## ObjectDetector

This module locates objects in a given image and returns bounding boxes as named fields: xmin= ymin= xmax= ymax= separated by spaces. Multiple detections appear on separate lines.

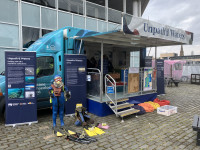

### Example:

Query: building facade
xmin=0 ymin=0 xmax=149 ymax=73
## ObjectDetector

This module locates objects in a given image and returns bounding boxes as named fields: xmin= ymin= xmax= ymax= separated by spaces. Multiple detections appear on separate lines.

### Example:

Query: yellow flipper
xmin=93 ymin=127 xmax=105 ymax=135
xmin=84 ymin=128 xmax=97 ymax=137
xmin=68 ymin=130 xmax=76 ymax=135
xmin=56 ymin=131 xmax=64 ymax=137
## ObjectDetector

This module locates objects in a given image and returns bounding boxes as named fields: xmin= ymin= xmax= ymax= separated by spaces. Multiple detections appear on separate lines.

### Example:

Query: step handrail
xmin=105 ymin=74 xmax=117 ymax=114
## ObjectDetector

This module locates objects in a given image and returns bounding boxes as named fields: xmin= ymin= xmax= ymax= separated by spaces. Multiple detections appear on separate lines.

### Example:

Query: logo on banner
xmin=8 ymin=103 xmax=13 ymax=107
xmin=20 ymin=103 xmax=27 ymax=106
xmin=8 ymin=103 xmax=20 ymax=107
xmin=28 ymin=102 xmax=35 ymax=105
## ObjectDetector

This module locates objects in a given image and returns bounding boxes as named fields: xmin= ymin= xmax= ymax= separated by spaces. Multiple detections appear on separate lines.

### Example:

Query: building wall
xmin=160 ymin=53 xmax=178 ymax=59
xmin=0 ymin=0 xmax=147 ymax=73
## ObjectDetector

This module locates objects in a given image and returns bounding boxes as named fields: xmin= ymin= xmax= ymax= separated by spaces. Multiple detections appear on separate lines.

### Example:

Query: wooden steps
xmin=118 ymin=108 xmax=140 ymax=117
xmin=109 ymin=98 xmax=129 ymax=104
xmin=110 ymin=103 xmax=134 ymax=110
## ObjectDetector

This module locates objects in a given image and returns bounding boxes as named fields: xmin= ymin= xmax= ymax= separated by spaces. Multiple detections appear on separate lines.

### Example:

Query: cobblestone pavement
xmin=0 ymin=83 xmax=200 ymax=150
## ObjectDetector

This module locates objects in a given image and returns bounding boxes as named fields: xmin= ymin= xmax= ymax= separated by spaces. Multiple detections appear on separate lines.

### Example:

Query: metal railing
xmin=87 ymin=68 xmax=101 ymax=98
xmin=108 ymin=8 xmax=122 ymax=24
xmin=105 ymin=74 xmax=117 ymax=113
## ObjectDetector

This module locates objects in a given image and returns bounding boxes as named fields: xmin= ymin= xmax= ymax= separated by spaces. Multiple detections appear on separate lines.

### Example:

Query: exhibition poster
xmin=64 ymin=55 xmax=87 ymax=115
xmin=143 ymin=68 xmax=153 ymax=91
xmin=156 ymin=59 xmax=165 ymax=95
xmin=5 ymin=51 xmax=37 ymax=126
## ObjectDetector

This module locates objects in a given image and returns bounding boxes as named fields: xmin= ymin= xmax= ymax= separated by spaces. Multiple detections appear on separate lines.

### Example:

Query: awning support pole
xmin=100 ymin=41 xmax=104 ymax=102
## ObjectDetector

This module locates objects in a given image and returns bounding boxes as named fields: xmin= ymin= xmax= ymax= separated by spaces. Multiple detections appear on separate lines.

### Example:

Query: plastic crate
xmin=157 ymin=105 xmax=177 ymax=116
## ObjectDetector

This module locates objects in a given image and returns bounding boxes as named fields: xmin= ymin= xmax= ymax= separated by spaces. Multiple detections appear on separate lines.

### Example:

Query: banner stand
xmin=5 ymin=51 xmax=37 ymax=126
xmin=5 ymin=121 xmax=38 ymax=127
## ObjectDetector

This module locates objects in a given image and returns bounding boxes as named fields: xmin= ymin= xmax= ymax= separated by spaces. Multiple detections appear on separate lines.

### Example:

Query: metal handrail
xmin=105 ymin=74 xmax=117 ymax=114
xmin=87 ymin=68 xmax=101 ymax=73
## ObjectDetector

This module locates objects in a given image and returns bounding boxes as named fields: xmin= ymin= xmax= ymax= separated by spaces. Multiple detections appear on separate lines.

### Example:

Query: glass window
xmin=41 ymin=8 xmax=57 ymax=30
xmin=86 ymin=0 xmax=105 ymax=6
xmin=108 ymin=8 xmax=121 ymax=24
xmin=22 ymin=27 xmax=39 ymax=48
xmin=22 ymin=0 xmax=56 ymax=8
xmin=42 ymin=29 xmax=52 ymax=36
xmin=174 ymin=63 xmax=182 ymax=70
xmin=58 ymin=12 xmax=72 ymax=29
xmin=108 ymin=0 xmax=123 ymax=12
xmin=58 ymin=0 xmax=83 ymax=15
xmin=37 ymin=56 xmax=54 ymax=77
xmin=86 ymin=18 xmax=97 ymax=31
xmin=0 ymin=49 xmax=19 ymax=74
xmin=73 ymin=15 xmax=85 ymax=29
xmin=98 ymin=20 xmax=107 ymax=32
xmin=0 ymin=23 xmax=19 ymax=48
xmin=22 ymin=3 xmax=40 ymax=28
xmin=86 ymin=1 xmax=105 ymax=20
xmin=130 ymin=51 xmax=140 ymax=67
xmin=126 ymin=0 xmax=133 ymax=15
xmin=0 ymin=0 xmax=18 ymax=24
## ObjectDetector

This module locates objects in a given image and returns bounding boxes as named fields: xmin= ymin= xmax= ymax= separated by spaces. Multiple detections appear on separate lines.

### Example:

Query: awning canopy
xmin=75 ymin=15 xmax=193 ymax=48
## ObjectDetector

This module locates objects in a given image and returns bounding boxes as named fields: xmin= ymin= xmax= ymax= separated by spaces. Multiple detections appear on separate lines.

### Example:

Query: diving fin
xmin=62 ymin=126 xmax=97 ymax=143
xmin=53 ymin=127 xmax=65 ymax=137
xmin=68 ymin=130 xmax=76 ymax=135
xmin=84 ymin=128 xmax=97 ymax=137
xmin=93 ymin=127 xmax=105 ymax=135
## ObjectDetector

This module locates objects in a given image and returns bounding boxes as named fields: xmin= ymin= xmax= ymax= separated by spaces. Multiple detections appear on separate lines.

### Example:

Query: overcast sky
xmin=142 ymin=0 xmax=200 ymax=57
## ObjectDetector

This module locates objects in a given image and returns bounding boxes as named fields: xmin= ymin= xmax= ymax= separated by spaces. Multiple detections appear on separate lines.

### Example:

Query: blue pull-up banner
xmin=156 ymin=59 xmax=165 ymax=95
xmin=64 ymin=55 xmax=87 ymax=115
xmin=5 ymin=51 xmax=37 ymax=126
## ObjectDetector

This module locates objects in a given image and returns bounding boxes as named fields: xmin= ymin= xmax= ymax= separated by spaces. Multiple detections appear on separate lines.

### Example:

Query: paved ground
xmin=0 ymin=83 xmax=200 ymax=150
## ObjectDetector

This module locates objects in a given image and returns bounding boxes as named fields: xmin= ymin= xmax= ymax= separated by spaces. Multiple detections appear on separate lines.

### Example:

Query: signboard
xmin=156 ymin=59 xmax=165 ymax=95
xmin=5 ymin=51 xmax=37 ymax=126
xmin=107 ymin=86 xmax=114 ymax=94
xmin=124 ymin=15 xmax=193 ymax=45
xmin=64 ymin=55 xmax=87 ymax=115
xmin=143 ymin=68 xmax=153 ymax=91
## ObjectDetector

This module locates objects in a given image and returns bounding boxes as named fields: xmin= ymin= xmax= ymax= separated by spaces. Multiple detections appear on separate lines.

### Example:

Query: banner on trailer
xmin=5 ymin=51 xmax=37 ymax=126
xmin=123 ymin=15 xmax=193 ymax=45
xmin=143 ymin=68 xmax=153 ymax=91
xmin=156 ymin=59 xmax=165 ymax=95
xmin=64 ymin=55 xmax=87 ymax=115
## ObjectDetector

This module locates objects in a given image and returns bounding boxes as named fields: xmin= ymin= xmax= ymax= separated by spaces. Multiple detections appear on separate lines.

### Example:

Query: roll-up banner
xmin=64 ymin=55 xmax=87 ymax=115
xmin=123 ymin=15 xmax=193 ymax=45
xmin=5 ymin=51 xmax=37 ymax=126
xmin=156 ymin=59 xmax=165 ymax=95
